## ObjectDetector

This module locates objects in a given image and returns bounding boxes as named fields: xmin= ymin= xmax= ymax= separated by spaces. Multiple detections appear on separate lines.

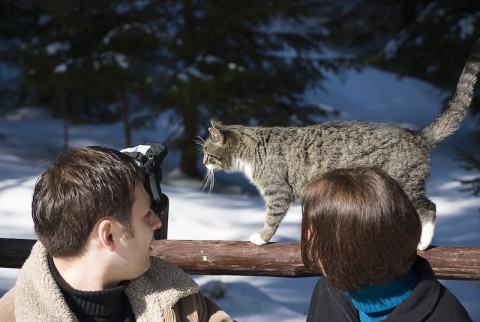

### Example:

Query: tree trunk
xmin=180 ymin=105 xmax=201 ymax=177
xmin=179 ymin=0 xmax=201 ymax=178
xmin=121 ymin=90 xmax=131 ymax=147
xmin=60 ymin=90 xmax=69 ymax=151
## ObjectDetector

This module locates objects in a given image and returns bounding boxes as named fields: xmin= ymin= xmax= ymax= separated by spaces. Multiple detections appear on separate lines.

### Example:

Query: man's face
xmin=115 ymin=182 xmax=162 ymax=279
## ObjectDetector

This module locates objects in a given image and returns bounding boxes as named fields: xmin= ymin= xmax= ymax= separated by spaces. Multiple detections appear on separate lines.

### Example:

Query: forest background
xmin=1 ymin=0 xmax=479 ymax=183
xmin=0 ymin=1 xmax=480 ymax=320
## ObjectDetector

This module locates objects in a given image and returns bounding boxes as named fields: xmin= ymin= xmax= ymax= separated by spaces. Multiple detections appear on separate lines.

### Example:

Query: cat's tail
xmin=421 ymin=38 xmax=480 ymax=147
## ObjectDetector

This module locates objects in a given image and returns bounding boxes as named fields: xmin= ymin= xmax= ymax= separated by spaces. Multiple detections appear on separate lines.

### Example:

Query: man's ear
xmin=97 ymin=219 xmax=116 ymax=252
xmin=208 ymin=127 xmax=224 ymax=146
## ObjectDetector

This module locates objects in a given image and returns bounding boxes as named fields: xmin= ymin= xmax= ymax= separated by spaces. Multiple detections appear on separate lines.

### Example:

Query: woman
xmin=300 ymin=167 xmax=471 ymax=322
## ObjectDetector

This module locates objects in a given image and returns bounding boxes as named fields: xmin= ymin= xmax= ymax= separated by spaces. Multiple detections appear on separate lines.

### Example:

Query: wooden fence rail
xmin=0 ymin=238 xmax=479 ymax=280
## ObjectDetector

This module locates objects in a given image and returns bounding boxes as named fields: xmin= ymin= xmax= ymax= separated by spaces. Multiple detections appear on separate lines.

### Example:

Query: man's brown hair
xmin=300 ymin=167 xmax=421 ymax=292
xmin=32 ymin=146 xmax=144 ymax=258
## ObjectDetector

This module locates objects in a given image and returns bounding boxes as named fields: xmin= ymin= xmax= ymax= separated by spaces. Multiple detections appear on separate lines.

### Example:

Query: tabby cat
xmin=202 ymin=39 xmax=480 ymax=249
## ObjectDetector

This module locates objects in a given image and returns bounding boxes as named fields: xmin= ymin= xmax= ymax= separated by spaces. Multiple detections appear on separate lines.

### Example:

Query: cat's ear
xmin=211 ymin=118 xmax=224 ymax=128
xmin=208 ymin=127 xmax=224 ymax=145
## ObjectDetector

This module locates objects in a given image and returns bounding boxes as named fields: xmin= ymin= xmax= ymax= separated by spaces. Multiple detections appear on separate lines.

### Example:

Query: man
xmin=0 ymin=146 xmax=233 ymax=322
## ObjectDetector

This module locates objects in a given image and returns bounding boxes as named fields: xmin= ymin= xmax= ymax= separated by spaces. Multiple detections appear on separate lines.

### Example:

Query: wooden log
xmin=152 ymin=240 xmax=311 ymax=277
xmin=153 ymin=240 xmax=480 ymax=280
xmin=417 ymin=246 xmax=480 ymax=280
xmin=0 ymin=238 xmax=36 ymax=269
xmin=0 ymin=238 xmax=479 ymax=280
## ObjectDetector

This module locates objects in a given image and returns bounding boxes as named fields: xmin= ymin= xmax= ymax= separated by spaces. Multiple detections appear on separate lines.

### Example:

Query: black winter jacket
xmin=306 ymin=256 xmax=472 ymax=322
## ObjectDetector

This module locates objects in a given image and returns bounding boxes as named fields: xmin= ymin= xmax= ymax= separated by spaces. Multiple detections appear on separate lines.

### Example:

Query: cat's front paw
xmin=249 ymin=233 xmax=268 ymax=246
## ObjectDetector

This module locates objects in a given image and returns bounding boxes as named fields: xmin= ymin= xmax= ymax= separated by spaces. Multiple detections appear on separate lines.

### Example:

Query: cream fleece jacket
xmin=0 ymin=242 xmax=233 ymax=322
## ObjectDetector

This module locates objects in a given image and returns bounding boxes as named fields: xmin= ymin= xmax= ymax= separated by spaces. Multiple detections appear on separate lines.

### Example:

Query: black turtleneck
xmin=48 ymin=256 xmax=135 ymax=322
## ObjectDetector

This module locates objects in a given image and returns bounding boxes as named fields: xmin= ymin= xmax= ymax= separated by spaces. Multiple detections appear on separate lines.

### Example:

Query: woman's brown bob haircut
xmin=32 ymin=146 xmax=144 ymax=258
xmin=300 ymin=167 xmax=421 ymax=292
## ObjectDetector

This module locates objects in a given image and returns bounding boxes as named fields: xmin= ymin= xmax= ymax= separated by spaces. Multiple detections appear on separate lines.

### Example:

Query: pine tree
xmin=1 ymin=1 xmax=357 ymax=175
xmin=456 ymin=148 xmax=480 ymax=207
xmin=149 ymin=0 xmax=355 ymax=177
xmin=0 ymin=0 xmax=163 ymax=147
xmin=323 ymin=0 xmax=480 ymax=112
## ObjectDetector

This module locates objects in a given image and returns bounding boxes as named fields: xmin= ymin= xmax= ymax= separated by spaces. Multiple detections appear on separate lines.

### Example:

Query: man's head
xmin=300 ymin=167 xmax=421 ymax=292
xmin=32 ymin=146 xmax=145 ymax=258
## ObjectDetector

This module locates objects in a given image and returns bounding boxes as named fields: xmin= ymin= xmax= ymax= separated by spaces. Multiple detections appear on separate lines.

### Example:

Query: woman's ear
xmin=97 ymin=219 xmax=116 ymax=252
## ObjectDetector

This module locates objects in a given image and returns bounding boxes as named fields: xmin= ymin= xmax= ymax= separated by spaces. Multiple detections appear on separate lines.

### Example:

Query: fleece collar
xmin=14 ymin=242 xmax=199 ymax=322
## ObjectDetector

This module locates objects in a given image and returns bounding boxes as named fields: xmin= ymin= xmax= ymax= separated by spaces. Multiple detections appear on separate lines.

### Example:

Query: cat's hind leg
xmin=419 ymin=220 xmax=435 ymax=251
xmin=414 ymin=197 xmax=436 ymax=251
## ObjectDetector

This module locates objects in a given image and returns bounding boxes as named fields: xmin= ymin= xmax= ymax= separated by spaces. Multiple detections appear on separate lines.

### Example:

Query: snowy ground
xmin=0 ymin=66 xmax=479 ymax=321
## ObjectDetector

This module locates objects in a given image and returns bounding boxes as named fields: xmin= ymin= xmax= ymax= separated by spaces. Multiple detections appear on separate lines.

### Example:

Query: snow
xmin=53 ymin=63 xmax=68 ymax=73
xmin=45 ymin=41 xmax=70 ymax=55
xmin=458 ymin=15 xmax=478 ymax=39
xmin=0 ymin=66 xmax=479 ymax=321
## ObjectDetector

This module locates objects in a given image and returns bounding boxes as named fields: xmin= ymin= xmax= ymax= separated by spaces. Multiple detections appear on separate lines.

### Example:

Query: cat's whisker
xmin=191 ymin=146 xmax=203 ymax=154
xmin=195 ymin=134 xmax=205 ymax=144
xmin=208 ymin=170 xmax=215 ymax=193
xmin=201 ymin=168 xmax=216 ymax=194
xmin=201 ymin=171 xmax=208 ymax=189
xmin=192 ymin=134 xmax=204 ymax=144
xmin=191 ymin=134 xmax=206 ymax=155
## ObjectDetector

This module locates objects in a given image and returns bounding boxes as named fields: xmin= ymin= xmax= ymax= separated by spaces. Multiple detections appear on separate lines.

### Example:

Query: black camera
xmin=121 ymin=143 xmax=169 ymax=240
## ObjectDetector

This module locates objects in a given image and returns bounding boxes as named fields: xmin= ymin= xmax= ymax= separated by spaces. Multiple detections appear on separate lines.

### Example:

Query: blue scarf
xmin=345 ymin=269 xmax=420 ymax=322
